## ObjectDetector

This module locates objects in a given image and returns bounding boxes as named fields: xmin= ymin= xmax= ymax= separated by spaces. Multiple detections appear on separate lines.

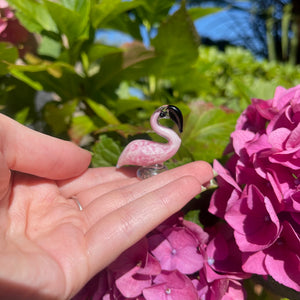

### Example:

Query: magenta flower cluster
xmin=73 ymin=214 xmax=247 ymax=300
xmin=210 ymin=85 xmax=300 ymax=292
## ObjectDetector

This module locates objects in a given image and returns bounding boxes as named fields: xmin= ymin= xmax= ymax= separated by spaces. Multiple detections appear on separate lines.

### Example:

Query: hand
xmin=0 ymin=114 xmax=214 ymax=299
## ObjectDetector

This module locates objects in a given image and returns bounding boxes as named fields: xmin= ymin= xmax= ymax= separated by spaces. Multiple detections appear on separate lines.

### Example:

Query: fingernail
xmin=200 ymin=185 xmax=207 ymax=193
xmin=203 ymin=179 xmax=218 ymax=190
xmin=212 ymin=168 xmax=218 ymax=177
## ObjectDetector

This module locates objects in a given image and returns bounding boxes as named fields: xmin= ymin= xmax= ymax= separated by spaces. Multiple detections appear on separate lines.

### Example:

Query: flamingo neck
xmin=150 ymin=111 xmax=181 ymax=146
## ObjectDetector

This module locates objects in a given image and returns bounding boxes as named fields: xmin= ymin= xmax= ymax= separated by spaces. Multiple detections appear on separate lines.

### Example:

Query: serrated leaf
xmin=182 ymin=102 xmax=239 ymax=162
xmin=150 ymin=4 xmax=199 ymax=78
xmin=92 ymin=135 xmax=122 ymax=167
xmin=0 ymin=43 xmax=18 ymax=75
xmin=7 ymin=0 xmax=57 ymax=33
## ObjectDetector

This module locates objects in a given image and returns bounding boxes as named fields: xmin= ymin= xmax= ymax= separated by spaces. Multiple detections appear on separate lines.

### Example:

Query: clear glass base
xmin=137 ymin=164 xmax=168 ymax=179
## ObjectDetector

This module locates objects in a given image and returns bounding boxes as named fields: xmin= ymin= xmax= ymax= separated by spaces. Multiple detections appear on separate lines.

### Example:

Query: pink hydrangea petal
xmin=149 ymin=228 xmax=203 ymax=274
xmin=241 ymin=251 xmax=268 ymax=275
xmin=209 ymin=160 xmax=241 ymax=218
xmin=225 ymin=185 xmax=280 ymax=251
xmin=206 ymin=224 xmax=247 ymax=276
xmin=246 ymin=133 xmax=271 ymax=158
xmin=223 ymin=280 xmax=246 ymax=300
xmin=252 ymin=97 xmax=276 ymax=120
xmin=116 ymin=266 xmax=151 ymax=298
xmin=231 ymin=130 xmax=255 ymax=157
xmin=182 ymin=218 xmax=209 ymax=244
xmin=285 ymin=122 xmax=300 ymax=149
xmin=264 ymin=222 xmax=300 ymax=291
xmin=268 ymin=128 xmax=290 ymax=150
xmin=143 ymin=270 xmax=198 ymax=300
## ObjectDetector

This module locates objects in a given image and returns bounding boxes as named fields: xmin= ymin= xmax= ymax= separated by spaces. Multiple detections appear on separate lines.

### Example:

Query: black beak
xmin=167 ymin=105 xmax=183 ymax=133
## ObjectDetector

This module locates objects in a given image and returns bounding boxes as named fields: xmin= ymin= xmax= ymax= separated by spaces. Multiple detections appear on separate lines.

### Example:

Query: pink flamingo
xmin=117 ymin=105 xmax=183 ymax=178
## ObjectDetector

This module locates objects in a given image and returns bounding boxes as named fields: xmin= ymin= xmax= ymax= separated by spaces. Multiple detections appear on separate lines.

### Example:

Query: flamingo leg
xmin=137 ymin=164 xmax=168 ymax=179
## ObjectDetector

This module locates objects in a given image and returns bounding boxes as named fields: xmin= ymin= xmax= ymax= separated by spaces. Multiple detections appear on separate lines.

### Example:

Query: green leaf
xmin=150 ymin=4 xmax=199 ymax=78
xmin=91 ymin=0 xmax=143 ymax=29
xmin=92 ymin=135 xmax=122 ymax=167
xmin=95 ymin=123 xmax=146 ymax=139
xmin=44 ymin=0 xmax=90 ymax=45
xmin=86 ymin=44 xmax=123 ymax=62
xmin=10 ymin=69 xmax=43 ymax=90
xmin=9 ymin=60 xmax=82 ymax=98
xmin=184 ymin=210 xmax=201 ymax=226
xmin=14 ymin=107 xmax=30 ymax=124
xmin=137 ymin=0 xmax=175 ymax=26
xmin=7 ymin=0 xmax=57 ymax=33
xmin=0 ymin=43 xmax=18 ymax=75
xmin=85 ymin=98 xmax=120 ymax=125
xmin=114 ymin=98 xmax=160 ymax=116
xmin=188 ymin=7 xmax=221 ymax=21
xmin=69 ymin=115 xmax=97 ymax=144
xmin=38 ymin=36 xmax=61 ymax=58
xmin=44 ymin=100 xmax=78 ymax=135
xmin=182 ymin=102 xmax=239 ymax=163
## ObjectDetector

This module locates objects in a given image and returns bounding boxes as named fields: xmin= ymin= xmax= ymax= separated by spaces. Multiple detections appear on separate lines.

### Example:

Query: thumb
xmin=0 ymin=114 xmax=91 ymax=180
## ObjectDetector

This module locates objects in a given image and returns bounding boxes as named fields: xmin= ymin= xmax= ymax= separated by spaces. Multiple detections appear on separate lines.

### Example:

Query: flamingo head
xmin=157 ymin=105 xmax=183 ymax=133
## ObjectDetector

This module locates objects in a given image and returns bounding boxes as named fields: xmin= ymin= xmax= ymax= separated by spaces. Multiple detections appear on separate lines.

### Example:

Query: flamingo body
xmin=117 ymin=105 xmax=182 ymax=168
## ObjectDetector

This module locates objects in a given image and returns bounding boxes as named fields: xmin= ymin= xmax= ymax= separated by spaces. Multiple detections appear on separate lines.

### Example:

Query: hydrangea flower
xmin=210 ymin=85 xmax=300 ymax=292
xmin=74 ymin=215 xmax=246 ymax=299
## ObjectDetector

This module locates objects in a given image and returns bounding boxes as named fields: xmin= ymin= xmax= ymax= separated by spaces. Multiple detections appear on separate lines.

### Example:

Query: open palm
xmin=0 ymin=114 xmax=213 ymax=299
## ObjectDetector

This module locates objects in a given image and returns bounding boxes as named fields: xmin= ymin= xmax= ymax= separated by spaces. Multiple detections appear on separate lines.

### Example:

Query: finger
xmin=85 ymin=175 xmax=202 ymax=276
xmin=58 ymin=167 xmax=138 ymax=197
xmin=82 ymin=161 xmax=213 ymax=223
xmin=0 ymin=114 xmax=91 ymax=180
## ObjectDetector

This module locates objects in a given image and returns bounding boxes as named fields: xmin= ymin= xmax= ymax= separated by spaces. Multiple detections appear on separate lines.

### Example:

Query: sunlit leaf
xmin=182 ymin=102 xmax=239 ymax=163
xmin=91 ymin=0 xmax=143 ymax=29
xmin=44 ymin=0 xmax=90 ymax=44
xmin=150 ymin=4 xmax=199 ymax=78
xmin=7 ymin=0 xmax=57 ymax=33
xmin=137 ymin=0 xmax=175 ymax=26
xmin=85 ymin=98 xmax=120 ymax=125
xmin=92 ymin=135 xmax=122 ymax=167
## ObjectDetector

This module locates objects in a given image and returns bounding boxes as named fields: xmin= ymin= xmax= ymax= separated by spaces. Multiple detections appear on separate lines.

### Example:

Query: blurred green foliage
xmin=0 ymin=0 xmax=300 ymax=169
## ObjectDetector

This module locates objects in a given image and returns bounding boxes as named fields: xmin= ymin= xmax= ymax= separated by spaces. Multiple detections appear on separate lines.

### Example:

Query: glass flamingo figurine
xmin=116 ymin=105 xmax=183 ymax=179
